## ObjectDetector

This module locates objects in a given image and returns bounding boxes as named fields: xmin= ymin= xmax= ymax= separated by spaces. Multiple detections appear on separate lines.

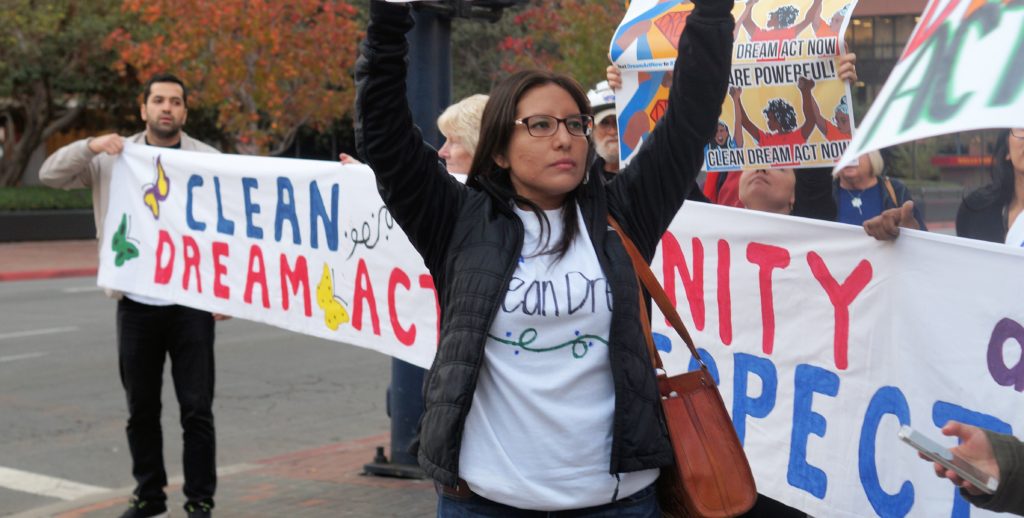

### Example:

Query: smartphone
xmin=898 ymin=425 xmax=999 ymax=494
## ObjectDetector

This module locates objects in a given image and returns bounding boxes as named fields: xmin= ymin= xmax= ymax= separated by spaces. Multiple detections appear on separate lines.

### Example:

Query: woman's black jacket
xmin=957 ymin=191 xmax=1007 ymax=243
xmin=354 ymin=0 xmax=734 ymax=487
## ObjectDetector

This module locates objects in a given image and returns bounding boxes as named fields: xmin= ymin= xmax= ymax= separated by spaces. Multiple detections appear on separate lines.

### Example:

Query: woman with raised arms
xmin=354 ymin=0 xmax=734 ymax=515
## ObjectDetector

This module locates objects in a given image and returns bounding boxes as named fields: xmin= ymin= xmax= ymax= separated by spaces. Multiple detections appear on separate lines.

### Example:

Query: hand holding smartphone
xmin=898 ymin=425 xmax=999 ymax=494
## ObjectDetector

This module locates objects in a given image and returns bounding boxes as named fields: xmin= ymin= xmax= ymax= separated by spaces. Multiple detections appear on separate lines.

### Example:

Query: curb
xmin=0 ymin=268 xmax=97 ymax=283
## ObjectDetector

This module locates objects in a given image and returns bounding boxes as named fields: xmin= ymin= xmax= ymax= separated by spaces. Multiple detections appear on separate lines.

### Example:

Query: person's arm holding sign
xmin=838 ymin=52 xmax=858 ymax=83
xmin=88 ymin=134 xmax=126 ymax=156
xmin=926 ymin=421 xmax=1024 ymax=516
xmin=862 ymin=200 xmax=919 ymax=240
xmin=608 ymin=0 xmax=735 ymax=246
xmin=605 ymin=64 xmax=622 ymax=90
xmin=39 ymin=133 xmax=125 ymax=190
xmin=339 ymin=153 xmax=363 ymax=165
xmin=354 ymin=0 xmax=465 ymax=269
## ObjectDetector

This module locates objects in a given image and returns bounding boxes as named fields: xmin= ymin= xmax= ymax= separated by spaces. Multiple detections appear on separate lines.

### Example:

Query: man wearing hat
xmin=588 ymin=78 xmax=709 ymax=203
xmin=587 ymin=80 xmax=620 ymax=183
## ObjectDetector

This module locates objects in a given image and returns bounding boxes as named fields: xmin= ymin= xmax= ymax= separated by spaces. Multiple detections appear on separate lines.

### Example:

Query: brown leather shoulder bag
xmin=609 ymin=216 xmax=757 ymax=518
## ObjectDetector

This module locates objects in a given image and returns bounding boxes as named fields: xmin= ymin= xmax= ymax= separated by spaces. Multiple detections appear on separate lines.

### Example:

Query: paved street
xmin=0 ymin=247 xmax=436 ymax=517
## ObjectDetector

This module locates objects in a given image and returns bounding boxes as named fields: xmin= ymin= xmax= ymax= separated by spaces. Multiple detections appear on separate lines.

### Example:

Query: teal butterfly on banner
xmin=111 ymin=213 xmax=140 ymax=267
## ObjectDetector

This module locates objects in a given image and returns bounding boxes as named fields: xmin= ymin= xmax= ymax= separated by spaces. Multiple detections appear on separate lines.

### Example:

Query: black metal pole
xmin=408 ymin=8 xmax=452 ymax=149
xmin=364 ymin=4 xmax=450 ymax=480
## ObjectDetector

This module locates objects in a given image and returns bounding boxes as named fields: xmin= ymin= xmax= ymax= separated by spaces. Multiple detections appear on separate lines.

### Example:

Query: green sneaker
xmin=184 ymin=501 xmax=213 ymax=518
xmin=118 ymin=498 xmax=168 ymax=518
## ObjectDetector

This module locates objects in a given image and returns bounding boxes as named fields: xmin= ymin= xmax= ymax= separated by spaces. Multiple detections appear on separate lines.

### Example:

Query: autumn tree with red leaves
xmin=496 ymin=1 xmax=626 ymax=89
xmin=107 ymin=0 xmax=362 ymax=155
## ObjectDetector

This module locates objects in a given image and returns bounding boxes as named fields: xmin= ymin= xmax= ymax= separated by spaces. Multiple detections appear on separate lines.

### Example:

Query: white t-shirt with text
xmin=458 ymin=205 xmax=658 ymax=511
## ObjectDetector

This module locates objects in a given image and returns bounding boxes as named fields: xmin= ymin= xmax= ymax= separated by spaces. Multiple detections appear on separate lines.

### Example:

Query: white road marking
xmin=0 ymin=466 xmax=109 ymax=501
xmin=0 ymin=352 xmax=49 ymax=363
xmin=1 ymin=463 xmax=258 ymax=514
xmin=0 ymin=326 xmax=78 ymax=341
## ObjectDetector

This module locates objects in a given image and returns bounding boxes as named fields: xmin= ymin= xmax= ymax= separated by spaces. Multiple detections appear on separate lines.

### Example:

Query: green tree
xmin=107 ymin=0 xmax=363 ymax=155
xmin=0 ymin=1 xmax=132 ymax=186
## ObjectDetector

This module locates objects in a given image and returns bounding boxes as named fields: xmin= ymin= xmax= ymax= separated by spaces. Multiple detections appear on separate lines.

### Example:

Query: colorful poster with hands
xmin=612 ymin=0 xmax=857 ymax=170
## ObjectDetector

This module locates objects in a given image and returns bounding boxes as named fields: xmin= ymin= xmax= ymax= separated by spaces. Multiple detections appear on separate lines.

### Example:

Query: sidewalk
xmin=0 ymin=240 xmax=98 ymax=281
xmin=17 ymin=434 xmax=436 ymax=518
xmin=2 ymin=240 xmax=437 ymax=517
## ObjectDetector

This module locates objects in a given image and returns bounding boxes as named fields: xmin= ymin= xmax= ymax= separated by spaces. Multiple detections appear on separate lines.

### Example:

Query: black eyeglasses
xmin=1011 ymin=128 xmax=1024 ymax=139
xmin=514 ymin=114 xmax=593 ymax=137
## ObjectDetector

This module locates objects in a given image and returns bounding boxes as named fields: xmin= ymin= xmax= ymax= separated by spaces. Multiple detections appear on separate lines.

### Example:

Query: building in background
xmin=847 ymin=0 xmax=927 ymax=116
xmin=846 ymin=0 xmax=998 ymax=226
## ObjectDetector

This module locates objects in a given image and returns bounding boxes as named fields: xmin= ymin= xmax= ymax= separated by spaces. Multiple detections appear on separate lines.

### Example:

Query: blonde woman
xmin=342 ymin=94 xmax=487 ymax=177
xmin=437 ymin=94 xmax=488 ymax=175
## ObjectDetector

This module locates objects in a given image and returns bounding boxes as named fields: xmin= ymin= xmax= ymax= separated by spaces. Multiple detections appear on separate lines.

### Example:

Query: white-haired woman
xmin=832 ymin=149 xmax=926 ymax=231
xmin=341 ymin=94 xmax=488 ymax=175
xmin=437 ymin=94 xmax=488 ymax=175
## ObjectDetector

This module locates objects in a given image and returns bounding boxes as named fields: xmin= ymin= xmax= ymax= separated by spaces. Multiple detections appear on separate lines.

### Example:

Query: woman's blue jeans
xmin=436 ymin=482 xmax=659 ymax=517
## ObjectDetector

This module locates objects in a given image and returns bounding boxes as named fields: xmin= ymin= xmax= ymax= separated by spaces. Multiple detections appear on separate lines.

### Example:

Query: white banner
xmin=100 ymin=143 xmax=1024 ymax=517
xmin=838 ymin=0 xmax=1024 ymax=168
xmin=100 ymin=143 xmax=440 ymax=368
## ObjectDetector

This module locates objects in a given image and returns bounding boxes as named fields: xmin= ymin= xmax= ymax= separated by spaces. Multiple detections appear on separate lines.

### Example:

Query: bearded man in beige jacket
xmin=40 ymin=73 xmax=222 ymax=518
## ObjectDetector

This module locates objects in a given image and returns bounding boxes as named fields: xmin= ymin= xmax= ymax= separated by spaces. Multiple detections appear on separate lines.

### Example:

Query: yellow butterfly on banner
xmin=317 ymin=263 xmax=350 ymax=331
xmin=143 ymin=155 xmax=170 ymax=219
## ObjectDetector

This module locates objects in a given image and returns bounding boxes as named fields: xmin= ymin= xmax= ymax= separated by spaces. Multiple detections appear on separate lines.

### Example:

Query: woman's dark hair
xmin=963 ymin=130 xmax=1015 ymax=210
xmin=467 ymin=70 xmax=595 ymax=260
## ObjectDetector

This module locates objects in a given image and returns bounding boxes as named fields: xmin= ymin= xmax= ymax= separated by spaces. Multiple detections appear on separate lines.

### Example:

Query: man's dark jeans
xmin=117 ymin=298 xmax=216 ymax=507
